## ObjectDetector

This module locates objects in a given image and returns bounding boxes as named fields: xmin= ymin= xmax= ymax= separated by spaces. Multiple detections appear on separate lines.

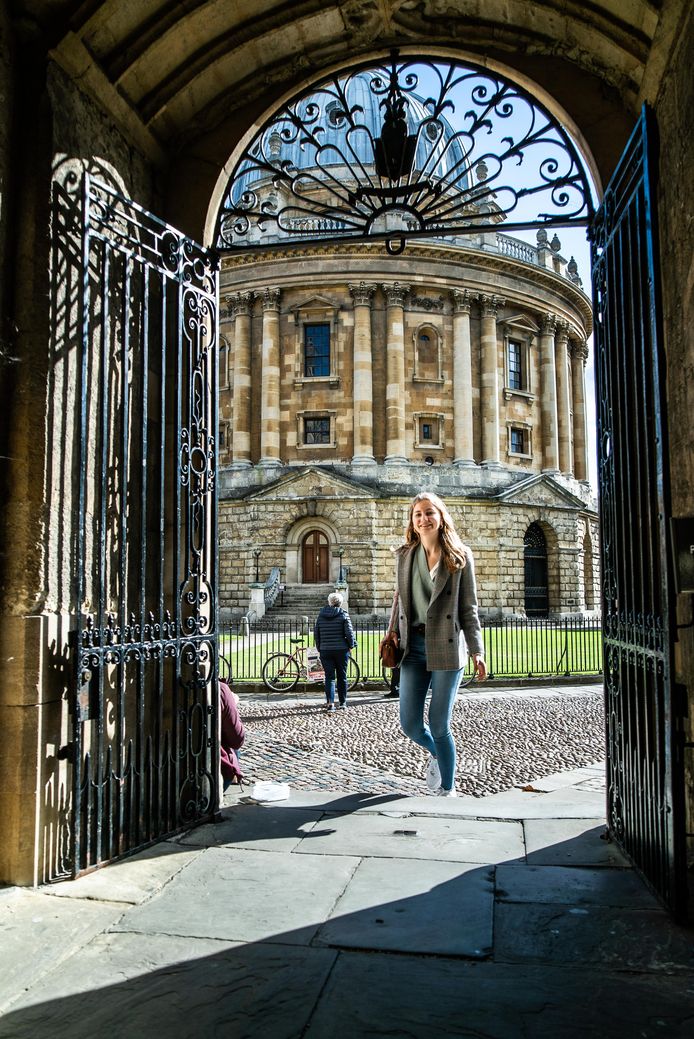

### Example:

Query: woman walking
xmin=314 ymin=591 xmax=356 ymax=712
xmin=384 ymin=492 xmax=487 ymax=795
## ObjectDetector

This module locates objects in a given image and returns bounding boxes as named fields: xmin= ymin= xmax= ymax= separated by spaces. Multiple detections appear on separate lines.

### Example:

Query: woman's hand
xmin=472 ymin=654 xmax=487 ymax=681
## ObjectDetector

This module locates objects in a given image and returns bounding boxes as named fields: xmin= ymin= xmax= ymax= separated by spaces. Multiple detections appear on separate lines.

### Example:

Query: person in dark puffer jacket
xmin=314 ymin=591 xmax=356 ymax=711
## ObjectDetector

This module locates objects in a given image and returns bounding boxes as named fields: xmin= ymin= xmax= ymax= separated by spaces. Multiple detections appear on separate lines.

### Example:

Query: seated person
xmin=220 ymin=679 xmax=245 ymax=791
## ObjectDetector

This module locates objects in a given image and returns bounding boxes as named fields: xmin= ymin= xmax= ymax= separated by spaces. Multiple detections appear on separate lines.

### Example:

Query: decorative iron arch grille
xmin=215 ymin=51 xmax=595 ymax=254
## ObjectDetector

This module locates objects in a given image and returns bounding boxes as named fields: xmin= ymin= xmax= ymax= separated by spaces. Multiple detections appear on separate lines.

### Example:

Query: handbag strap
xmin=387 ymin=590 xmax=399 ymax=636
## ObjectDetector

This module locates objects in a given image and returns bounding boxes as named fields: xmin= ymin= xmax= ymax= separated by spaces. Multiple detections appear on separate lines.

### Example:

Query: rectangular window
xmin=304 ymin=323 xmax=330 ymax=377
xmin=508 ymin=339 xmax=523 ymax=390
xmin=422 ymin=422 xmax=432 ymax=440
xmin=304 ymin=417 xmax=331 ymax=444
xmin=510 ymin=427 xmax=525 ymax=454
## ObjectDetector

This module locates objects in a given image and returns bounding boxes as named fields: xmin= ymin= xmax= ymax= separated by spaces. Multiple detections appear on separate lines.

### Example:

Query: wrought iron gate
xmin=70 ymin=176 xmax=219 ymax=875
xmin=591 ymin=108 xmax=686 ymax=915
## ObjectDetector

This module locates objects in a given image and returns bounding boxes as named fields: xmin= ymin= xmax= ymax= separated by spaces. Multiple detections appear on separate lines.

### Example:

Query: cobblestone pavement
xmin=229 ymin=683 xmax=605 ymax=800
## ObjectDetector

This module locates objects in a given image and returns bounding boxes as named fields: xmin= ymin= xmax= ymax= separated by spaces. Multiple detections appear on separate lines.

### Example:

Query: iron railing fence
xmin=219 ymin=615 xmax=603 ymax=685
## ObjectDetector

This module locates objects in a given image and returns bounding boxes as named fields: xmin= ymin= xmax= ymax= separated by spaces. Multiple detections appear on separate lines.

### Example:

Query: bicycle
xmin=262 ymin=638 xmax=361 ymax=693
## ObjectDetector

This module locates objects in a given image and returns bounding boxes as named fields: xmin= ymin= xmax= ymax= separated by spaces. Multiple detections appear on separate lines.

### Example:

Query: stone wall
xmin=654 ymin=1 xmax=694 ymax=875
xmin=219 ymin=490 xmax=599 ymax=620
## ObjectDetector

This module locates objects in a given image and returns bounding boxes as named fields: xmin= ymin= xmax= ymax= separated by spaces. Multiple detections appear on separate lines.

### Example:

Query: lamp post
xmin=338 ymin=546 xmax=345 ymax=584
xmin=252 ymin=548 xmax=261 ymax=583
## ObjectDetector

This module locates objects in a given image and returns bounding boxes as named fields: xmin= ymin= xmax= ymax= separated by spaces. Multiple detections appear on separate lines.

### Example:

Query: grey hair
xmin=328 ymin=591 xmax=343 ymax=607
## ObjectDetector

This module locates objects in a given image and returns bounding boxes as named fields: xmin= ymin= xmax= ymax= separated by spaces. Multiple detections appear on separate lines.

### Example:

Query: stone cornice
xmin=221 ymin=241 xmax=594 ymax=335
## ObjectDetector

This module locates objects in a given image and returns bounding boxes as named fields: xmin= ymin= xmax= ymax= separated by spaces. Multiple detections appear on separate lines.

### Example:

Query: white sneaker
xmin=437 ymin=788 xmax=457 ymax=798
xmin=425 ymin=755 xmax=441 ymax=792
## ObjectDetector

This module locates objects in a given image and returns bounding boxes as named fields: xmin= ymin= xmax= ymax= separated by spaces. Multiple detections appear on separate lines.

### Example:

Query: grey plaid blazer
xmin=388 ymin=544 xmax=484 ymax=671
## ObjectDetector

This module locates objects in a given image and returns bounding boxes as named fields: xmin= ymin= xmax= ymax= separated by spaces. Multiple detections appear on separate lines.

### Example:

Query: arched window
xmin=524 ymin=523 xmax=549 ymax=617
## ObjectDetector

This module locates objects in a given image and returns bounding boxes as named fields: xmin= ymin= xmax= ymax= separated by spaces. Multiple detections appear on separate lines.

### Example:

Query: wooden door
xmin=302 ymin=531 xmax=329 ymax=583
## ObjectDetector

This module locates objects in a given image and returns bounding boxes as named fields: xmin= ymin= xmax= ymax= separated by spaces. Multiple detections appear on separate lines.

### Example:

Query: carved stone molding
xmin=451 ymin=289 xmax=473 ymax=314
xmin=259 ymin=287 xmax=281 ymax=310
xmin=478 ymin=293 xmax=505 ymax=317
xmin=410 ymin=293 xmax=444 ymax=311
xmin=542 ymin=312 xmax=557 ymax=335
xmin=571 ymin=339 xmax=589 ymax=362
xmin=383 ymin=282 xmax=410 ymax=307
xmin=349 ymin=282 xmax=376 ymax=306
xmin=228 ymin=291 xmax=253 ymax=317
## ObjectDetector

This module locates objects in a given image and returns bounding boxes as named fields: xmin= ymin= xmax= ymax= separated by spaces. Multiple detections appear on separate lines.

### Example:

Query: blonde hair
xmin=402 ymin=492 xmax=468 ymax=572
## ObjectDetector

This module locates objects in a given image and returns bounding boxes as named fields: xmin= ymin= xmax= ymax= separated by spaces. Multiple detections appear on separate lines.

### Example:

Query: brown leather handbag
xmin=379 ymin=591 xmax=403 ymax=668
xmin=379 ymin=629 xmax=403 ymax=668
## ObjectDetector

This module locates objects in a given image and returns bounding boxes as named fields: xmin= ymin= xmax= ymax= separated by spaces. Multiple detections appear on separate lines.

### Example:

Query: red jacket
xmin=220 ymin=681 xmax=245 ymax=782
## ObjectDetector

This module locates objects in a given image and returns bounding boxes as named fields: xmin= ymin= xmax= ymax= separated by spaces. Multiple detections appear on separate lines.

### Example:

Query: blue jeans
xmin=320 ymin=650 xmax=349 ymax=705
xmin=399 ymin=632 xmax=463 ymax=791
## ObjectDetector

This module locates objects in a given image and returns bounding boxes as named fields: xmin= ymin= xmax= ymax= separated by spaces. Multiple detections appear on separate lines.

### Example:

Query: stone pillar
xmin=259 ymin=288 xmax=281 ymax=466
xmin=383 ymin=282 xmax=409 ymax=462
xmin=555 ymin=321 xmax=573 ymax=476
xmin=452 ymin=289 xmax=475 ymax=466
xmin=478 ymin=293 xmax=504 ymax=467
xmin=228 ymin=292 xmax=253 ymax=467
xmin=539 ymin=312 xmax=560 ymax=472
xmin=571 ymin=340 xmax=590 ymax=482
xmin=349 ymin=282 xmax=376 ymax=463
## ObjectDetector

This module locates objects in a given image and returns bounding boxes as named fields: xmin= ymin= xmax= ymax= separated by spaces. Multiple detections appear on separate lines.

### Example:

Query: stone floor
xmin=1 ymin=683 xmax=693 ymax=1037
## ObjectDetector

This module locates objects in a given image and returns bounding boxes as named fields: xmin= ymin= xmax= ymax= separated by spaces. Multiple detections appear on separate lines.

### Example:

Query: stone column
xmin=383 ymin=282 xmax=409 ymax=462
xmin=228 ymin=292 xmax=253 ymax=467
xmin=571 ymin=340 xmax=590 ymax=482
xmin=452 ymin=289 xmax=475 ymax=466
xmin=259 ymin=287 xmax=281 ymax=466
xmin=478 ymin=293 xmax=504 ymax=467
xmin=539 ymin=312 xmax=560 ymax=472
xmin=555 ymin=321 xmax=573 ymax=476
xmin=348 ymin=282 xmax=376 ymax=464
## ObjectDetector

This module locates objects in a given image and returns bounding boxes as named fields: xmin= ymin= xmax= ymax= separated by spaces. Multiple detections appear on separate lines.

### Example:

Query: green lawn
xmin=220 ymin=624 xmax=603 ymax=683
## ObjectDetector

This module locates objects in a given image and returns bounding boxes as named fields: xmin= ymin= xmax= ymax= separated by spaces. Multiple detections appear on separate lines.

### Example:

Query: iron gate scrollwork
xmin=71 ymin=175 xmax=219 ymax=875
xmin=215 ymin=50 xmax=595 ymax=254
xmin=590 ymin=108 xmax=686 ymax=916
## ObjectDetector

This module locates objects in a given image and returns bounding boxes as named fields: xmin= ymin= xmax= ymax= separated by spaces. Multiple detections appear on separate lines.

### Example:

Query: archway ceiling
xmin=34 ymin=0 xmax=676 ymax=158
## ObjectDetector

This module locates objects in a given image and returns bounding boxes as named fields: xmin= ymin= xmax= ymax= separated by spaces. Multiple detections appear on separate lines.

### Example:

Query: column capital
xmin=382 ymin=282 xmax=410 ymax=307
xmin=349 ymin=282 xmax=376 ymax=306
xmin=556 ymin=319 xmax=571 ymax=346
xmin=571 ymin=339 xmax=589 ymax=362
xmin=478 ymin=293 xmax=505 ymax=317
xmin=228 ymin=291 xmax=253 ymax=318
xmin=542 ymin=312 xmax=557 ymax=335
xmin=451 ymin=289 xmax=473 ymax=314
xmin=259 ymin=287 xmax=281 ymax=311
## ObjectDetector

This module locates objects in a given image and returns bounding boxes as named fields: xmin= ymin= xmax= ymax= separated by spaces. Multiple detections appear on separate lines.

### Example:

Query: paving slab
xmin=315 ymin=856 xmax=494 ymax=957
xmin=45 ymin=842 xmax=203 ymax=904
xmin=0 ymin=889 xmax=126 ymax=1014
xmin=433 ymin=785 xmax=607 ymax=819
xmin=524 ymin=818 xmax=630 ymax=865
xmin=304 ymin=952 xmax=694 ymax=1039
xmin=296 ymin=810 xmax=525 ymax=863
xmin=0 ymin=931 xmax=337 ymax=1039
xmin=496 ymin=863 xmax=662 ymax=908
xmin=114 ymin=845 xmax=360 ymax=944
xmin=523 ymin=763 xmax=606 ymax=791
xmin=179 ymin=804 xmax=327 ymax=852
xmin=495 ymin=901 xmax=694 ymax=972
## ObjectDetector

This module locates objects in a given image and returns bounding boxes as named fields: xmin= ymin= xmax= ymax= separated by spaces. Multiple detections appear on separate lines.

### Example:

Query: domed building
xmin=216 ymin=69 xmax=598 ymax=621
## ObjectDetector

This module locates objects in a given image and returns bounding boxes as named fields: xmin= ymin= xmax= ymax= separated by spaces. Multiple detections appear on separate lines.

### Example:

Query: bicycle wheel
xmin=346 ymin=656 xmax=361 ymax=691
xmin=262 ymin=653 xmax=300 ymax=692
xmin=218 ymin=654 xmax=232 ymax=684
